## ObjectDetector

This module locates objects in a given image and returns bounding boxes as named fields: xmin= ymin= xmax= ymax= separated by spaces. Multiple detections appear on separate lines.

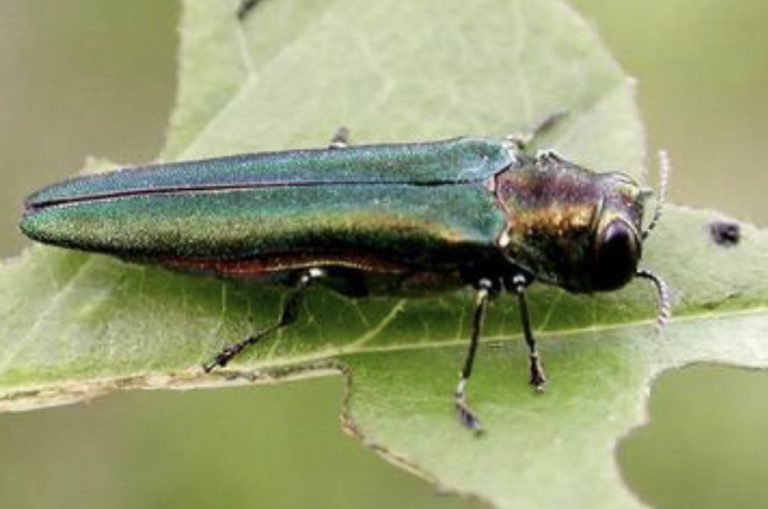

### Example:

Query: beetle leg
xmin=328 ymin=126 xmax=351 ymax=149
xmin=455 ymin=278 xmax=494 ymax=432
xmin=505 ymin=111 xmax=568 ymax=151
xmin=512 ymin=275 xmax=547 ymax=390
xmin=535 ymin=148 xmax=565 ymax=162
xmin=202 ymin=268 xmax=325 ymax=372
xmin=236 ymin=0 xmax=262 ymax=20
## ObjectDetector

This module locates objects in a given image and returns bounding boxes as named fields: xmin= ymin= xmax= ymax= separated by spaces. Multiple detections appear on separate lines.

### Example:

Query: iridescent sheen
xmin=20 ymin=136 xmax=648 ymax=294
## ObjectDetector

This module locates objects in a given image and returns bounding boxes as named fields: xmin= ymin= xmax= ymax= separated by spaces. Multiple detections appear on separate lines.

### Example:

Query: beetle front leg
xmin=455 ymin=278 xmax=494 ymax=432
xmin=203 ymin=268 xmax=325 ymax=372
xmin=505 ymin=111 xmax=568 ymax=151
xmin=511 ymin=275 xmax=547 ymax=389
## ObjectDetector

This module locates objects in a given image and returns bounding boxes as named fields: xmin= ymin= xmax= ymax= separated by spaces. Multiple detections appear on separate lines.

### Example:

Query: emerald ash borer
xmin=19 ymin=124 xmax=670 ymax=431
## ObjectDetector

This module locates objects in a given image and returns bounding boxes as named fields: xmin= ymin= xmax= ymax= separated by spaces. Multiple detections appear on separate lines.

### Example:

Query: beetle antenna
xmin=636 ymin=268 xmax=670 ymax=329
xmin=642 ymin=150 xmax=670 ymax=240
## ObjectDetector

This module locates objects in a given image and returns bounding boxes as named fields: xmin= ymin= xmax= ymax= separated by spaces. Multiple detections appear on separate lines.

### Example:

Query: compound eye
xmin=592 ymin=219 xmax=639 ymax=291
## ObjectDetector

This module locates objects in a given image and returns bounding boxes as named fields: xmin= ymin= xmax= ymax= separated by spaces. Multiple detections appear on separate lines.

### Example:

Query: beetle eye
xmin=592 ymin=219 xmax=639 ymax=291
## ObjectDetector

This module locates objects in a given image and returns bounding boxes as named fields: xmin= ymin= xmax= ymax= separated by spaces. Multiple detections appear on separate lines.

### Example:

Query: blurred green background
xmin=0 ymin=1 xmax=766 ymax=508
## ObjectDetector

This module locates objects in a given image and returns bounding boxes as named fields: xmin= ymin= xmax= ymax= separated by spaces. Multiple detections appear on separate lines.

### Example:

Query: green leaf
xmin=1 ymin=1 xmax=766 ymax=508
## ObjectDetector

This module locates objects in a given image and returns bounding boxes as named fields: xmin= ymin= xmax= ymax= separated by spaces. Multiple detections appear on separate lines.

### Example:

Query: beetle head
xmin=496 ymin=150 xmax=670 ymax=327
xmin=588 ymin=172 xmax=646 ymax=291
xmin=495 ymin=154 xmax=649 ymax=293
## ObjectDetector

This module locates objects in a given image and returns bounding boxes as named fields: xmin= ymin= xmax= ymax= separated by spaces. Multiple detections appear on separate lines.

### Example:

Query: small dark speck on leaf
xmin=709 ymin=220 xmax=740 ymax=246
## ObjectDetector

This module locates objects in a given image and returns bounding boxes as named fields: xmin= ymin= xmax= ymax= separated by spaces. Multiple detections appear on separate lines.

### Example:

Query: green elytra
xmin=22 ymin=137 xmax=510 ymax=273
xmin=20 ymin=128 xmax=669 ymax=431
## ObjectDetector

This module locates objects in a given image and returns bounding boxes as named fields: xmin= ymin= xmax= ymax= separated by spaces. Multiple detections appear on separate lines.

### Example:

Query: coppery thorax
xmin=492 ymin=154 xmax=604 ymax=291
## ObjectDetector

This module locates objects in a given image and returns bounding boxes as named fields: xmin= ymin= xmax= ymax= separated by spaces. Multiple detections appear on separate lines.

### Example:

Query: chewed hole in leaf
xmin=618 ymin=364 xmax=768 ymax=509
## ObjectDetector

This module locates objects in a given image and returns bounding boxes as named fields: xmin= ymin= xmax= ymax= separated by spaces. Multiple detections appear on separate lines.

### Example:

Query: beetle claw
xmin=202 ymin=344 xmax=244 ymax=372
xmin=529 ymin=353 xmax=547 ymax=390
xmin=455 ymin=397 xmax=484 ymax=434
xmin=202 ymin=355 xmax=225 ymax=373
xmin=530 ymin=378 xmax=547 ymax=392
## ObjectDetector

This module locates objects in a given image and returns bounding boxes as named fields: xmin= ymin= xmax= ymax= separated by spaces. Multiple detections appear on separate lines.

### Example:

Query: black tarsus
xmin=455 ymin=278 xmax=494 ymax=432
xmin=531 ymin=111 xmax=568 ymax=141
xmin=329 ymin=126 xmax=351 ymax=149
xmin=203 ymin=269 xmax=322 ymax=372
xmin=506 ymin=111 xmax=569 ymax=151
xmin=237 ymin=0 xmax=262 ymax=20
xmin=512 ymin=274 xmax=547 ymax=389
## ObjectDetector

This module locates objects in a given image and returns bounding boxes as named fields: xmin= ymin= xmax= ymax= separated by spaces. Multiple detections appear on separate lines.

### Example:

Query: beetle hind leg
xmin=202 ymin=268 xmax=324 ymax=372
xmin=454 ymin=279 xmax=494 ymax=432
xmin=328 ymin=126 xmax=351 ymax=149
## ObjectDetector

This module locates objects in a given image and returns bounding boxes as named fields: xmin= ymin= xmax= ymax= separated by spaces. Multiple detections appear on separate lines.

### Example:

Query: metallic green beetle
xmin=20 ymin=127 xmax=669 ymax=430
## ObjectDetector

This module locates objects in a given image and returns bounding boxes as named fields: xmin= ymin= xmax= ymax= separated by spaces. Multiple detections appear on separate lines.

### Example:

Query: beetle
xmin=19 ymin=124 xmax=670 ymax=430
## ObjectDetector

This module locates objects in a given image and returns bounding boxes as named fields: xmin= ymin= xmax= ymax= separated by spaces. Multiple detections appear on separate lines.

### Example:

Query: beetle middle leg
xmin=236 ymin=0 xmax=263 ymax=20
xmin=511 ymin=274 xmax=547 ymax=389
xmin=202 ymin=268 xmax=324 ymax=372
xmin=455 ymin=278 xmax=495 ymax=431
